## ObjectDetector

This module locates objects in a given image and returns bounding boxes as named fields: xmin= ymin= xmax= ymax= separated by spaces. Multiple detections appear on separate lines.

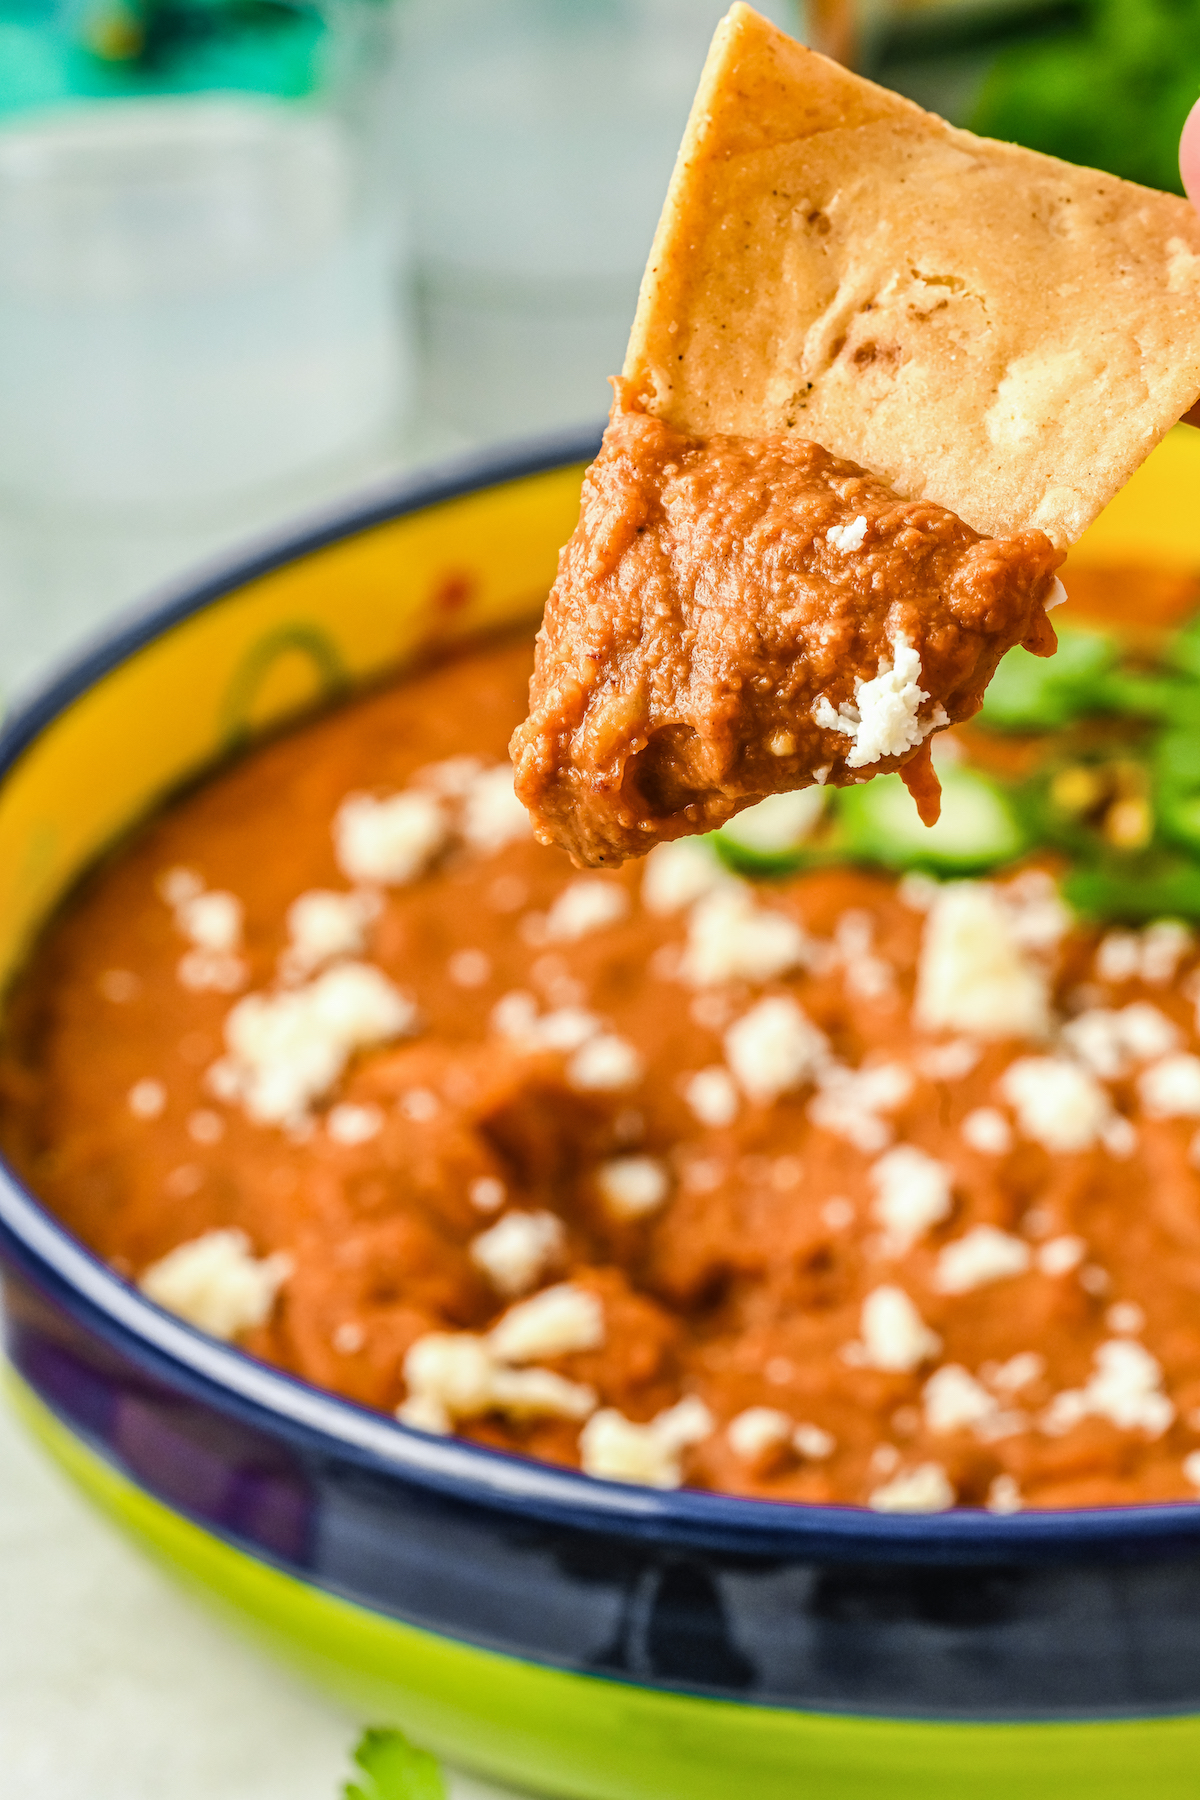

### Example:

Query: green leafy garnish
xmin=344 ymin=1729 xmax=447 ymax=1800
xmin=838 ymin=762 xmax=1030 ymax=876
xmin=976 ymin=623 xmax=1119 ymax=731
xmin=711 ymin=787 xmax=848 ymax=878
xmin=1064 ymin=853 xmax=1200 ymax=924
xmin=970 ymin=0 xmax=1200 ymax=195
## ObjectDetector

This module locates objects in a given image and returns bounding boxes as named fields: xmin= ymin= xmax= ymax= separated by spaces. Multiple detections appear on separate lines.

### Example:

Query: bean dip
xmin=8 ymin=585 xmax=1200 ymax=1513
xmin=511 ymin=387 xmax=1063 ymax=867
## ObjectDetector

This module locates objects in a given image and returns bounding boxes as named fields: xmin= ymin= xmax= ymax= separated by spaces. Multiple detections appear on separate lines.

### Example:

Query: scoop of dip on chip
xmin=511 ymin=2 xmax=1200 ymax=868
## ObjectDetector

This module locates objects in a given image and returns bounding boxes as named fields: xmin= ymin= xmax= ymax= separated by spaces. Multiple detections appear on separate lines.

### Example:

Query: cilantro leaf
xmin=344 ymin=1728 xmax=447 ymax=1800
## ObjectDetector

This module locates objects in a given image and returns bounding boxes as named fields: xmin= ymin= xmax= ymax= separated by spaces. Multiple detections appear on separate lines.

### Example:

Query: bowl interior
xmin=3 ymin=423 xmax=1200 ymax=1560
xmin=0 ymin=447 xmax=590 ymax=993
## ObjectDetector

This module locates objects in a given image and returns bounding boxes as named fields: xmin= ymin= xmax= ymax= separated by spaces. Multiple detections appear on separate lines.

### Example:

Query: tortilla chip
xmin=623 ymin=3 xmax=1200 ymax=548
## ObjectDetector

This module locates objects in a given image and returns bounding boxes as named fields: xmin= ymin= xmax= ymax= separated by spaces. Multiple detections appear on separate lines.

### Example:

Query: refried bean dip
xmin=8 ymin=575 xmax=1200 ymax=1513
xmin=510 ymin=386 xmax=1062 ymax=867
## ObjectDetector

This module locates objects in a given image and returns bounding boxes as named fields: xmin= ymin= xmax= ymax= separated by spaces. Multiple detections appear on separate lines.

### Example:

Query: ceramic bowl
xmin=4 ymin=428 xmax=1200 ymax=1800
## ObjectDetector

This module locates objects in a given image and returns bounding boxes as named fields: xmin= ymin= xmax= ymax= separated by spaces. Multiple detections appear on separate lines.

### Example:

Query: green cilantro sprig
xmin=344 ymin=1729 xmax=447 ymax=1800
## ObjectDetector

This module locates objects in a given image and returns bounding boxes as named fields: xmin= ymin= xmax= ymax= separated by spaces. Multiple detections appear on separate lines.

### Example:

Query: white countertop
xmin=0 ymin=1379 xmax=525 ymax=1800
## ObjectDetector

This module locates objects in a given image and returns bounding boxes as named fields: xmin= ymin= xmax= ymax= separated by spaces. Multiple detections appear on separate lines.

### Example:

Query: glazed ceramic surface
xmin=4 ymin=427 xmax=1200 ymax=1800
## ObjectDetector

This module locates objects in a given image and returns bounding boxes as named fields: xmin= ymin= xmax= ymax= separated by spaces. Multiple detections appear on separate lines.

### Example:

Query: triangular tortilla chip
xmin=623 ymin=3 xmax=1200 ymax=548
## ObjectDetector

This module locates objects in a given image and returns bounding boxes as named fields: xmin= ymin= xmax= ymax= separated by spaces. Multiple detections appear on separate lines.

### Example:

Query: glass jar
xmin=0 ymin=0 xmax=411 ymax=512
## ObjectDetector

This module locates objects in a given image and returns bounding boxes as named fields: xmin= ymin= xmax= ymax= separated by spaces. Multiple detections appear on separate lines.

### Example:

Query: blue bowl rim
xmin=3 ymin=422 xmax=1200 ymax=1562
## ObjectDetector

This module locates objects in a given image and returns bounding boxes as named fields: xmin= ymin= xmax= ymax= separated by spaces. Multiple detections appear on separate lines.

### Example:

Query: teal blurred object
xmin=0 ymin=0 xmax=409 ymax=513
xmin=0 ymin=0 xmax=335 ymax=113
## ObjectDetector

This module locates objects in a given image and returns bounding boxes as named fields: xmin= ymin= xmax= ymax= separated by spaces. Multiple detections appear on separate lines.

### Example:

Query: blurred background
xmin=0 ymin=0 xmax=1194 ymax=694
xmin=0 ymin=0 xmax=1196 ymax=696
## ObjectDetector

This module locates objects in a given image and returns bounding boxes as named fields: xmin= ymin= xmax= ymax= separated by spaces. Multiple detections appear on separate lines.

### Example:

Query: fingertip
xmin=1181 ymin=94 xmax=1200 ymax=207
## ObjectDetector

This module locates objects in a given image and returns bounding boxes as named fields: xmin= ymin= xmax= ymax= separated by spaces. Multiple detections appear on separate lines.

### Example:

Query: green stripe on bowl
xmin=8 ymin=1369 xmax=1200 ymax=1800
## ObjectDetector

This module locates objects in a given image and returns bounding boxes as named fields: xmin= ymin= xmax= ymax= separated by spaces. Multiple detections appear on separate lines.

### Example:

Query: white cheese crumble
xmin=794 ymin=1422 xmax=836 ymax=1460
xmin=934 ymin=1225 xmax=1031 ymax=1295
xmin=1106 ymin=1301 xmax=1146 ymax=1336
xmin=1138 ymin=1053 xmax=1200 ymax=1119
xmin=898 ymin=871 xmax=939 ymax=912
xmin=187 ymin=1109 xmax=225 ymax=1145
xmin=333 ymin=1320 xmax=365 ymax=1355
xmin=1062 ymin=1003 xmax=1180 ymax=1080
xmin=826 ymin=514 xmax=868 ymax=553
xmin=543 ymin=879 xmax=630 ymax=943
xmin=727 ymin=1406 xmax=793 ymax=1463
xmin=682 ymin=1066 xmax=741 ymax=1129
xmin=869 ymin=1444 xmax=901 ymax=1477
xmin=813 ymin=634 xmax=947 ymax=769
xmin=1000 ymin=1056 xmax=1112 ymax=1153
xmin=596 ymin=1155 xmax=670 ymax=1219
xmin=567 ymin=1033 xmax=644 ymax=1092
xmin=1095 ymin=931 xmax=1140 ymax=984
xmin=868 ymin=1144 xmax=954 ymax=1253
xmin=414 ymin=754 xmax=486 ymax=799
xmin=459 ymin=764 xmax=532 ymax=855
xmin=128 ymin=1078 xmax=167 ymax=1120
xmin=1037 ymin=1235 xmax=1087 ymax=1277
xmin=868 ymin=1462 xmax=956 ymax=1513
xmin=488 ymin=1282 xmax=605 ymax=1363
xmin=850 ymin=1285 xmax=941 ymax=1372
xmin=490 ymin=991 xmax=602 ymax=1052
xmin=448 ymin=948 xmax=491 ymax=988
xmin=1142 ymin=919 xmax=1193 ymax=986
xmin=680 ymin=886 xmax=813 ymax=988
xmin=176 ymin=889 xmax=244 ymax=953
xmin=579 ymin=1396 xmax=714 ymax=1488
xmin=1184 ymin=1450 xmax=1200 ymax=1489
xmin=1000 ymin=869 xmax=1072 ymax=952
xmin=1041 ymin=1339 xmax=1174 ymax=1439
xmin=918 ymin=1038 xmax=983 ymax=1082
xmin=280 ymin=889 xmax=373 ymax=981
xmin=469 ymin=1209 xmax=565 ymax=1297
xmin=469 ymin=1176 xmax=506 ymax=1212
xmin=334 ymin=790 xmax=449 ymax=886
xmin=986 ymin=1474 xmax=1024 ymax=1514
xmin=177 ymin=948 xmax=248 ymax=994
xmin=640 ymin=838 xmax=728 ymax=915
xmin=834 ymin=909 xmax=895 ymax=1001
xmin=809 ymin=1060 xmax=913 ymax=1154
xmin=961 ymin=1107 xmax=1013 ymax=1154
xmin=158 ymin=865 xmax=204 ymax=907
xmin=214 ymin=962 xmax=418 ymax=1127
xmin=923 ymin=1364 xmax=997 ymax=1435
xmin=399 ymin=1087 xmax=438 ymax=1122
xmin=914 ymin=882 xmax=1051 ymax=1041
xmin=725 ymin=996 xmax=829 ymax=1104
xmin=991 ymin=1351 xmax=1045 ymax=1393
xmin=1101 ymin=1115 xmax=1137 ymax=1158
xmin=100 ymin=968 xmax=141 ymax=1003
xmin=326 ymin=1101 xmax=384 ymax=1145
xmin=1097 ymin=920 xmax=1193 ymax=987
xmin=139 ymin=1228 xmax=291 ymax=1339
xmin=399 ymin=1331 xmax=596 ymax=1433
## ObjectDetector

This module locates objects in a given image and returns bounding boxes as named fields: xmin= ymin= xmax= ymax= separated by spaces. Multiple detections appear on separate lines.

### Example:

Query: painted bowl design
xmin=4 ymin=429 xmax=1200 ymax=1800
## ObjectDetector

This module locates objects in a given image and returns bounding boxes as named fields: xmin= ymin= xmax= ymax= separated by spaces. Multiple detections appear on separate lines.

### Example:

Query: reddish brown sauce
xmin=5 ymin=613 xmax=1200 ymax=1511
xmin=511 ymin=386 xmax=1061 ymax=867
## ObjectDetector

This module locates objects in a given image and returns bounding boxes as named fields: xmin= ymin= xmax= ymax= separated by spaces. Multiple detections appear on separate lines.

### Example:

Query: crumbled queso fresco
xmin=9 ymin=636 xmax=1200 ymax=1511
